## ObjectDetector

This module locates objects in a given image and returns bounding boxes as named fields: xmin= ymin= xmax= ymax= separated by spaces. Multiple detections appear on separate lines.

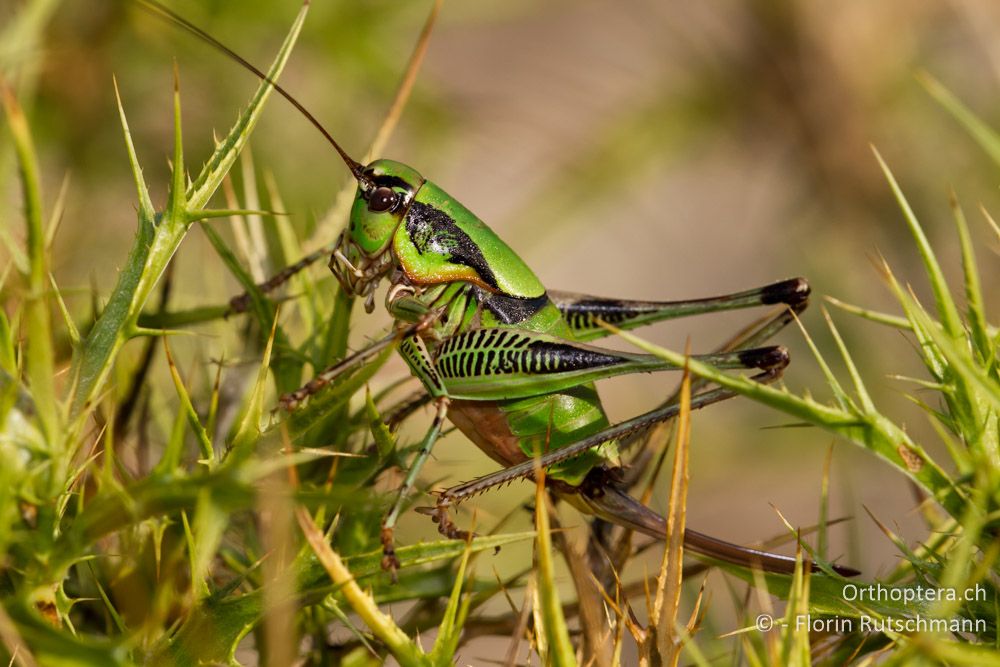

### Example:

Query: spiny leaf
xmin=429 ymin=542 xmax=473 ymax=663
xmin=113 ymin=78 xmax=155 ymax=221
xmin=608 ymin=324 xmax=965 ymax=519
xmin=825 ymin=295 xmax=912 ymax=331
xmin=162 ymin=338 xmax=214 ymax=465
xmin=228 ymin=308 xmax=280 ymax=463
xmin=296 ymin=506 xmax=431 ymax=667
xmin=186 ymin=2 xmax=309 ymax=210
xmin=49 ymin=272 xmax=80 ymax=346
xmin=877 ymin=257 xmax=948 ymax=381
xmin=794 ymin=309 xmax=853 ymax=412
xmin=190 ymin=208 xmax=285 ymax=221
xmin=872 ymin=146 xmax=964 ymax=340
xmin=951 ymin=195 xmax=991 ymax=365
xmin=822 ymin=307 xmax=874 ymax=413
xmin=166 ymin=64 xmax=186 ymax=219
xmin=71 ymin=3 xmax=306 ymax=416
xmin=0 ymin=308 xmax=16 ymax=375
xmin=905 ymin=290 xmax=1000 ymax=417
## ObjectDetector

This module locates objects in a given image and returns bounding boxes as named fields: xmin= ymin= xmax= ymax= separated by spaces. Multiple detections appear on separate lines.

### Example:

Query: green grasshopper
xmin=144 ymin=0 xmax=857 ymax=579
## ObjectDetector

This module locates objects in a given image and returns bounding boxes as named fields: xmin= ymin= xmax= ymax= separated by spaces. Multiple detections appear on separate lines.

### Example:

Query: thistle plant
xmin=2 ymin=1 xmax=1000 ymax=666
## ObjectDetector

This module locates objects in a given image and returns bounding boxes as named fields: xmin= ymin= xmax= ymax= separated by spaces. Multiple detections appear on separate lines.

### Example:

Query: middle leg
xmin=422 ymin=366 xmax=782 ymax=533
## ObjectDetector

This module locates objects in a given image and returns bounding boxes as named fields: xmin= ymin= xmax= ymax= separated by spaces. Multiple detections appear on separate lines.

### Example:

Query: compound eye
xmin=368 ymin=186 xmax=397 ymax=213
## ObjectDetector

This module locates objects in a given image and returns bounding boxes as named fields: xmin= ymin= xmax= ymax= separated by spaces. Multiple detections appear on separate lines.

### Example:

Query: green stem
xmin=2 ymin=88 xmax=58 ymax=448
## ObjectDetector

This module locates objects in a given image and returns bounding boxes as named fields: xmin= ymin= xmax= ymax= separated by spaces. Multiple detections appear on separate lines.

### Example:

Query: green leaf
xmin=951 ymin=196 xmax=991 ymax=366
xmin=429 ymin=544 xmax=473 ymax=663
xmin=822 ymin=307 xmax=874 ymax=414
xmin=872 ymin=146 xmax=964 ymax=340
xmin=188 ymin=491 xmax=230 ymax=601
xmin=113 ymin=78 xmax=155 ymax=222
xmin=166 ymin=66 xmax=186 ymax=220
xmin=227 ymin=306 xmax=280 ymax=464
xmin=533 ymin=479 xmax=577 ymax=667
xmin=159 ymin=533 xmax=532 ymax=666
xmin=49 ymin=272 xmax=80 ymax=346
xmin=0 ymin=307 xmax=16 ymax=375
xmin=162 ymin=339 xmax=214 ymax=465
xmin=136 ymin=304 xmax=229 ymax=329
xmin=185 ymin=4 xmax=308 ymax=210
xmin=609 ymin=325 xmax=965 ymax=519
xmin=918 ymin=71 xmax=1000 ymax=168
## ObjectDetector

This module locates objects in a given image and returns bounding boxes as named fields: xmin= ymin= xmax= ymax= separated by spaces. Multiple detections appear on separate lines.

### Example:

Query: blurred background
xmin=4 ymin=0 xmax=1000 ymax=647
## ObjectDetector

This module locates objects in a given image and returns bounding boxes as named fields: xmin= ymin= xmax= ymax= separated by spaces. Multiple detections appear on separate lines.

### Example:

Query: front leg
xmin=379 ymin=335 xmax=449 ymax=577
xmin=386 ymin=280 xmax=472 ymax=341
xmin=380 ymin=393 xmax=449 ymax=575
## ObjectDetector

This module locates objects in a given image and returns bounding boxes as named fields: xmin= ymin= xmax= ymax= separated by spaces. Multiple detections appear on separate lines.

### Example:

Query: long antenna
xmin=137 ymin=0 xmax=366 ymax=182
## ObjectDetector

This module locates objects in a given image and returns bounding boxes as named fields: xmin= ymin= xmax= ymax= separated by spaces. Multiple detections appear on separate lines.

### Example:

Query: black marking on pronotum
xmin=474 ymin=287 xmax=550 ymax=325
xmin=405 ymin=202 xmax=500 ymax=290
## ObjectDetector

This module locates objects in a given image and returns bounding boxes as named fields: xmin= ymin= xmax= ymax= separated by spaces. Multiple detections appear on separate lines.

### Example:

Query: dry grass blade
xmin=0 ymin=604 xmax=36 ymax=667
xmin=259 ymin=444 xmax=297 ymax=666
xmin=550 ymin=513 xmax=612 ymax=667
xmin=502 ymin=577 xmax=536 ymax=667
xmin=650 ymin=345 xmax=692 ymax=665
xmin=363 ymin=0 xmax=443 ymax=164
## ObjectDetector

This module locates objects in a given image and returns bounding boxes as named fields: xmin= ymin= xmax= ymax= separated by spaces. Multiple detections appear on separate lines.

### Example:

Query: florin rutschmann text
xmin=753 ymin=584 xmax=988 ymax=635
xmin=792 ymin=614 xmax=986 ymax=634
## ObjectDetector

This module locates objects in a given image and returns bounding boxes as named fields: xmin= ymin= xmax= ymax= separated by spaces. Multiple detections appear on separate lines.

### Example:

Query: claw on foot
xmin=416 ymin=502 xmax=474 ymax=541
xmin=380 ymin=526 xmax=400 ymax=582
